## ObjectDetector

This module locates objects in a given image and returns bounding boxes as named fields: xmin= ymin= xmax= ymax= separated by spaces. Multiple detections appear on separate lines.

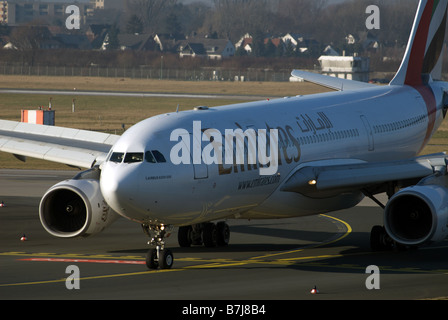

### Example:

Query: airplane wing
xmin=291 ymin=70 xmax=378 ymax=91
xmin=0 ymin=119 xmax=119 ymax=168
xmin=281 ymin=154 xmax=448 ymax=197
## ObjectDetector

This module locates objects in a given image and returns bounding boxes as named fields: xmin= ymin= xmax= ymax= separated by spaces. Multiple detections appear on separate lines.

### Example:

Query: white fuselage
xmin=99 ymin=83 xmax=446 ymax=226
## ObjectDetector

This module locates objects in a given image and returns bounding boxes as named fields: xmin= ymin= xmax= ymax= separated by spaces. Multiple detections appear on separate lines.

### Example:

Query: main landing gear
xmin=363 ymin=188 xmax=402 ymax=252
xmin=370 ymin=225 xmax=395 ymax=251
xmin=178 ymin=222 xmax=230 ymax=248
xmin=142 ymin=224 xmax=174 ymax=270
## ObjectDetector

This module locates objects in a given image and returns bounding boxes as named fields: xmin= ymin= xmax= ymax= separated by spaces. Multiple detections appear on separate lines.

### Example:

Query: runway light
xmin=0 ymin=201 xmax=5 ymax=207
xmin=310 ymin=286 xmax=319 ymax=294
xmin=20 ymin=234 xmax=27 ymax=241
xmin=308 ymin=180 xmax=317 ymax=186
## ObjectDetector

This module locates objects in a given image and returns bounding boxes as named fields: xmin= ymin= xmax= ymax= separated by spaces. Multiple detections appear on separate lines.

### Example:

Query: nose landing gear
xmin=142 ymin=224 xmax=174 ymax=270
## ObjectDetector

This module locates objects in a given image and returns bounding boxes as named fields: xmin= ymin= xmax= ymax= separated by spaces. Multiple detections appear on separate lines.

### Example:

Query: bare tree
xmin=9 ymin=22 xmax=51 ymax=66
xmin=125 ymin=0 xmax=177 ymax=33
xmin=209 ymin=0 xmax=275 ymax=40
xmin=275 ymin=0 xmax=328 ymax=35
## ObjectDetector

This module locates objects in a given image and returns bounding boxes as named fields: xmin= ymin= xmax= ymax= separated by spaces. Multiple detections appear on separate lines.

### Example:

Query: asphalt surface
xmin=1 ymin=169 xmax=448 ymax=301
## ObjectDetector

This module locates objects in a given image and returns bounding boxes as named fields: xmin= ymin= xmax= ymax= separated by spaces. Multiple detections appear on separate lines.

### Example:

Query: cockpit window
xmin=124 ymin=152 xmax=144 ymax=163
xmin=145 ymin=150 xmax=166 ymax=163
xmin=152 ymin=150 xmax=166 ymax=163
xmin=110 ymin=152 xmax=124 ymax=163
xmin=145 ymin=151 xmax=156 ymax=163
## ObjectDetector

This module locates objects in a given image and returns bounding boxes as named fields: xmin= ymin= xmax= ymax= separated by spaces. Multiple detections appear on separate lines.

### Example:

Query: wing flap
xmin=0 ymin=119 xmax=120 ymax=168
xmin=291 ymin=70 xmax=377 ymax=91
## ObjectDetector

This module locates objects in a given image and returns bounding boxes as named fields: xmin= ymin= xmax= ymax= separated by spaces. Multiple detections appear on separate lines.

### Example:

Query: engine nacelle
xmin=39 ymin=177 xmax=120 ymax=238
xmin=384 ymin=184 xmax=448 ymax=247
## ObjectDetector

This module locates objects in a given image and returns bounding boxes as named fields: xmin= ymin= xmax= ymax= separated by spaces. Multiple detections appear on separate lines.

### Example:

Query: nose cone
xmin=100 ymin=163 xmax=140 ymax=218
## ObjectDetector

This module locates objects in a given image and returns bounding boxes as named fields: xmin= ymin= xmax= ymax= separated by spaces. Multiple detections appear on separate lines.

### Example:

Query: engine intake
xmin=385 ymin=184 xmax=448 ymax=246
xmin=40 ymin=177 xmax=119 ymax=238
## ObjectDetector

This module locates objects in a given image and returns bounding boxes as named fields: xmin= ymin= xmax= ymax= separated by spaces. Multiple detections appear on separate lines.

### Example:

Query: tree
xmin=164 ymin=13 xmax=181 ymax=35
xmin=208 ymin=0 xmax=274 ymax=41
xmin=9 ymin=22 xmax=51 ymax=66
xmin=251 ymin=29 xmax=265 ymax=57
xmin=125 ymin=0 xmax=177 ymax=33
xmin=126 ymin=14 xmax=144 ymax=34
xmin=264 ymin=39 xmax=277 ymax=57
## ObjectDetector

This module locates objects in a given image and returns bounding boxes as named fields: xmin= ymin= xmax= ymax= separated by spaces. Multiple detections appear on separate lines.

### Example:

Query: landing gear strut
xmin=142 ymin=224 xmax=174 ymax=270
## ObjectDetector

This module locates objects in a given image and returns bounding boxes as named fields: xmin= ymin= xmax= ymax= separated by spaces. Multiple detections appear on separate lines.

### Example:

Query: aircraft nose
xmin=100 ymin=163 xmax=139 ymax=216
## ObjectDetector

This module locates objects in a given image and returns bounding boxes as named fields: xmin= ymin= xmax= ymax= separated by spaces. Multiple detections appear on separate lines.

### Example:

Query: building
xmin=154 ymin=33 xmax=185 ymax=53
xmin=0 ymin=0 xmax=92 ymax=26
xmin=179 ymin=38 xmax=235 ymax=59
xmin=118 ymin=33 xmax=156 ymax=51
xmin=318 ymin=55 xmax=370 ymax=82
xmin=91 ymin=0 xmax=122 ymax=10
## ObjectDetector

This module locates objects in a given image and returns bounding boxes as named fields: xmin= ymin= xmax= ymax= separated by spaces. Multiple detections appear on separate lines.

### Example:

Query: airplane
xmin=1 ymin=0 xmax=448 ymax=270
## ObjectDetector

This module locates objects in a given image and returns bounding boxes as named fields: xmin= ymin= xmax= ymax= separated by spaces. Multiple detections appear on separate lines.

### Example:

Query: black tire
xmin=178 ymin=226 xmax=192 ymax=247
xmin=203 ymin=223 xmax=217 ymax=247
xmin=159 ymin=249 xmax=174 ymax=269
xmin=146 ymin=248 xmax=158 ymax=269
xmin=216 ymin=222 xmax=230 ymax=246
xmin=370 ymin=225 xmax=389 ymax=252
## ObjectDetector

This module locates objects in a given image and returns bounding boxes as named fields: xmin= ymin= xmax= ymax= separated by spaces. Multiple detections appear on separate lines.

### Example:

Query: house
xmin=322 ymin=45 xmax=340 ymax=56
xmin=235 ymin=33 xmax=252 ymax=47
xmin=235 ymin=37 xmax=253 ymax=55
xmin=345 ymin=32 xmax=380 ymax=53
xmin=264 ymin=37 xmax=285 ymax=56
xmin=117 ymin=33 xmax=157 ymax=51
xmin=264 ymin=38 xmax=283 ymax=48
xmin=281 ymin=33 xmax=319 ymax=55
xmin=282 ymin=33 xmax=304 ymax=49
xmin=345 ymin=34 xmax=357 ymax=45
xmin=86 ymin=24 xmax=111 ymax=49
xmin=179 ymin=38 xmax=235 ymax=59
xmin=54 ymin=33 xmax=92 ymax=50
xmin=154 ymin=33 xmax=185 ymax=53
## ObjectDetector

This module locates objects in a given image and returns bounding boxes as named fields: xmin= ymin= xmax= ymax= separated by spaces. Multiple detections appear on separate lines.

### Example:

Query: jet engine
xmin=384 ymin=184 xmax=448 ymax=247
xmin=39 ymin=170 xmax=119 ymax=238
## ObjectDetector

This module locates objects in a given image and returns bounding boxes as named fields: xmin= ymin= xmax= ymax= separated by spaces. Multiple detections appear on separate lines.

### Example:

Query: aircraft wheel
xmin=217 ymin=222 xmax=230 ymax=246
xmin=146 ymin=248 xmax=174 ymax=269
xmin=159 ymin=249 xmax=174 ymax=269
xmin=370 ymin=225 xmax=393 ymax=251
xmin=178 ymin=226 xmax=192 ymax=247
xmin=146 ymin=248 xmax=158 ymax=269
xmin=203 ymin=223 xmax=218 ymax=247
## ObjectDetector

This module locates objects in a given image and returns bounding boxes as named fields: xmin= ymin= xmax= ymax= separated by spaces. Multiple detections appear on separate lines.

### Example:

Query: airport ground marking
xmin=0 ymin=214 xmax=356 ymax=287
xmin=247 ymin=214 xmax=352 ymax=261
xmin=11 ymin=216 xmax=448 ymax=285
xmin=0 ymin=269 xmax=180 ymax=287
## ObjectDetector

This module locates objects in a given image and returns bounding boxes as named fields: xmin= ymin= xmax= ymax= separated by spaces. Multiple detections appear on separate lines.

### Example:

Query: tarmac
xmin=1 ymin=169 xmax=448 ymax=301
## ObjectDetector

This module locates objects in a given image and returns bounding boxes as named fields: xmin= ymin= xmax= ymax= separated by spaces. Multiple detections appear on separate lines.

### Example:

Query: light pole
xmin=160 ymin=55 xmax=163 ymax=80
